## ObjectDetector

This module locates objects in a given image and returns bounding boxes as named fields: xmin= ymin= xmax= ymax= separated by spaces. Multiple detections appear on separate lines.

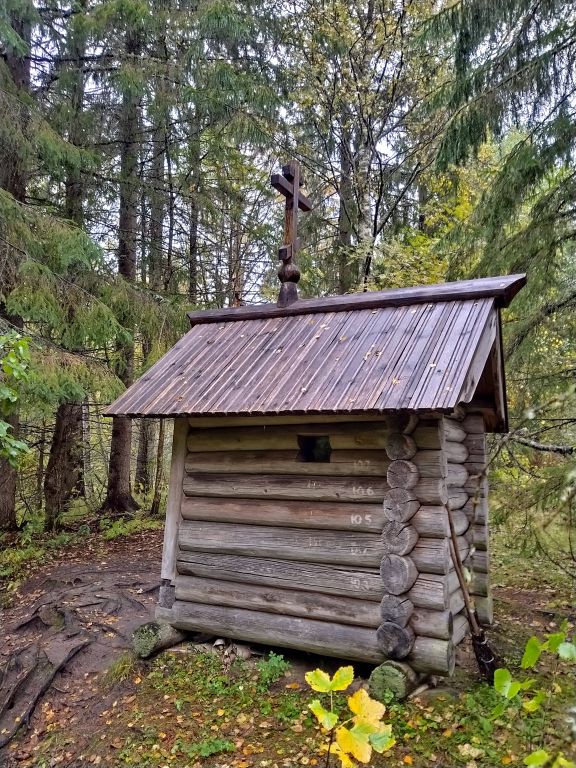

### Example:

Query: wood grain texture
xmin=376 ymin=622 xmax=415 ymax=659
xmin=178 ymin=520 xmax=384 ymax=566
xmin=157 ymin=602 xmax=386 ymax=664
xmin=408 ymin=636 xmax=456 ymax=674
xmin=452 ymin=614 xmax=470 ymax=645
xmin=471 ymin=524 xmax=488 ymax=550
xmin=379 ymin=595 xmax=414 ymax=626
xmin=410 ymin=608 xmax=453 ymax=640
xmin=379 ymin=555 xmax=418 ymax=594
xmin=445 ymin=441 xmax=469 ymax=463
xmin=407 ymin=571 xmax=460 ymax=610
xmin=183 ymin=473 xmax=389 ymax=503
xmin=382 ymin=488 xmax=420 ymax=522
xmin=413 ymin=478 xmax=448 ymax=505
xmin=448 ymin=491 xmax=469 ymax=511
xmin=475 ymin=595 xmax=494 ymax=627
xmin=385 ymin=433 xmax=417 ymax=460
xmin=185 ymin=450 xmax=391 ymax=477
xmin=412 ymin=506 xmax=468 ymax=538
xmin=160 ymin=419 xmax=189 ymax=582
xmin=387 ymin=460 xmax=419 ymax=489
xmin=412 ymin=425 xmax=441 ymax=450
xmin=381 ymin=521 xmax=418 ymax=556
xmin=177 ymin=552 xmax=384 ymax=600
xmin=181 ymin=497 xmax=387 ymax=532
xmin=443 ymin=419 xmax=466 ymax=443
xmin=447 ymin=463 xmax=469 ymax=488
xmin=413 ymin=450 xmax=447 ymax=479
xmin=174 ymin=575 xmax=381 ymax=627
xmin=463 ymin=414 xmax=486 ymax=434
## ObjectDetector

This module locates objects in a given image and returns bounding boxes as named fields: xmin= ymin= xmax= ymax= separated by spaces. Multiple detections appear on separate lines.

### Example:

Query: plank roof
xmin=105 ymin=274 xmax=525 ymax=424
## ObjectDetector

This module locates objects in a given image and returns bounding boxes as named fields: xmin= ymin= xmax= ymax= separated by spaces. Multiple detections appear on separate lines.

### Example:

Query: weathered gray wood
xmin=187 ymin=414 xmax=390 ymax=429
xmin=157 ymin=602 xmax=386 ymax=664
xmin=464 ymin=434 xmax=486 ymax=454
xmin=470 ymin=550 xmax=489 ymax=573
xmin=473 ymin=497 xmax=489 ymax=524
xmin=447 ymin=463 xmax=469 ymax=488
xmin=181 ymin=497 xmax=387 ymax=533
xmin=410 ymin=608 xmax=453 ymax=640
xmin=387 ymin=460 xmax=419 ymax=489
xmin=407 ymin=572 xmax=459 ymax=610
xmin=379 ymin=555 xmax=418 ymax=594
xmin=471 ymin=524 xmax=488 ymax=551
xmin=463 ymin=414 xmax=485 ymax=434
xmin=187 ymin=422 xmax=392 ymax=452
xmin=450 ymin=588 xmax=465 ymax=616
xmin=475 ymin=595 xmax=494 ymax=626
xmin=178 ymin=520 xmax=384 ymax=566
xmin=465 ymin=475 xmax=488 ymax=496
xmin=380 ymin=521 xmax=418 ymax=556
xmin=385 ymin=433 xmax=417 ymax=460
xmin=411 ymin=537 xmax=469 ymax=575
xmin=412 ymin=506 xmax=468 ymax=538
xmin=413 ymin=450 xmax=446 ymax=478
xmin=376 ymin=622 xmax=415 ymax=659
xmin=379 ymin=595 xmax=414 ymax=626
xmin=183 ymin=473 xmax=389 ymax=503
xmin=132 ymin=621 xmax=188 ymax=658
xmin=369 ymin=661 xmax=419 ymax=701
xmin=470 ymin=572 xmax=488 ymax=596
xmin=161 ymin=419 xmax=189 ymax=583
xmin=414 ymin=478 xmax=448 ymax=505
xmin=174 ymin=575 xmax=381 ymax=627
xmin=177 ymin=552 xmax=384 ymax=600
xmin=452 ymin=614 xmax=470 ymax=645
xmin=185 ymin=450 xmax=391 ymax=477
xmin=382 ymin=488 xmax=420 ymax=522
xmin=445 ymin=441 xmax=469 ymax=463
xmin=448 ymin=491 xmax=469 ymax=511
xmin=443 ymin=419 xmax=466 ymax=443
xmin=412 ymin=425 xmax=441 ymax=450
xmin=408 ymin=636 xmax=456 ymax=675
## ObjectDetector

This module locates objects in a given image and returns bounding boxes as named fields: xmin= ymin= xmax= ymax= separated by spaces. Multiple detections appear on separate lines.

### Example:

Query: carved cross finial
xmin=270 ymin=160 xmax=313 ymax=307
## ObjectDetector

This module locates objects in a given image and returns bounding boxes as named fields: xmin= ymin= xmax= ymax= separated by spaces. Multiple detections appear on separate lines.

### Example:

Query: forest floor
xmin=1 ymin=528 xmax=574 ymax=768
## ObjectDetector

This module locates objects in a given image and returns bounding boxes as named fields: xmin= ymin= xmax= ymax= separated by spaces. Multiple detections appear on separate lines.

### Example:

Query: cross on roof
xmin=271 ymin=160 xmax=313 ymax=308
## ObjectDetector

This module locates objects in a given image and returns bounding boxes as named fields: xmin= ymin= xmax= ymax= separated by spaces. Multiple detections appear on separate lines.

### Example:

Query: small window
xmin=297 ymin=435 xmax=332 ymax=462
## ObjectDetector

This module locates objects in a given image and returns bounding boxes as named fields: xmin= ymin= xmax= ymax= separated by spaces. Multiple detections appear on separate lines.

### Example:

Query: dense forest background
xmin=1 ymin=0 xmax=575 ymax=581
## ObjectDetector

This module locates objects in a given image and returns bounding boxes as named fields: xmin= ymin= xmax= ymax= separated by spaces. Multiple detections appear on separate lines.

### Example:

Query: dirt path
xmin=0 ymin=530 xmax=162 ymax=760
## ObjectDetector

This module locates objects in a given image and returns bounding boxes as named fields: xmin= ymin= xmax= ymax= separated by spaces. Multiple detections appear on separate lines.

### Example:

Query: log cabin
xmin=105 ymin=272 xmax=526 ymax=681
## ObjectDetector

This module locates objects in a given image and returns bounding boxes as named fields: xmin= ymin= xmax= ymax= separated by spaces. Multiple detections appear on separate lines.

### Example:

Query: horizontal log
xmin=157 ymin=602 xmax=386 ymax=664
xmin=475 ymin=595 xmax=494 ymax=627
xmin=382 ymin=488 xmax=420 ymax=522
xmin=174 ymin=575 xmax=381 ymax=627
xmin=187 ymin=414 xmax=390 ymax=429
xmin=448 ymin=491 xmax=469 ymax=511
xmin=410 ymin=608 xmax=453 ymax=640
xmin=376 ymin=622 xmax=415 ymax=659
xmin=178 ymin=520 xmax=384 ymax=566
xmin=407 ymin=571 xmax=459 ymax=610
xmin=443 ymin=419 xmax=466 ymax=443
xmin=414 ymin=478 xmax=448 ymax=505
xmin=464 ymin=476 xmax=488 ymax=496
xmin=470 ymin=550 xmax=489 ymax=573
xmin=408 ymin=636 xmax=456 ymax=675
xmin=184 ymin=450 xmax=391 ymax=477
xmin=412 ymin=506 xmax=468 ymax=538
xmin=445 ymin=441 xmax=469 ymax=463
xmin=411 ymin=537 xmax=469 ymax=575
xmin=385 ymin=433 xmax=417 ymax=461
xmin=387 ymin=460 xmax=419 ymax=489
xmin=413 ymin=451 xmax=446 ymax=479
xmin=379 ymin=595 xmax=414 ymax=626
xmin=447 ymin=463 xmax=469 ymax=488
xmin=463 ymin=414 xmax=485 ymax=434
xmin=181 ymin=497 xmax=387 ymax=533
xmin=183 ymin=473 xmax=390 ymax=503
xmin=177 ymin=552 xmax=383 ymax=600
xmin=379 ymin=554 xmax=418 ymax=594
xmin=450 ymin=588 xmax=465 ymax=616
xmin=452 ymin=614 xmax=470 ymax=645
xmin=464 ymin=434 xmax=486 ymax=454
xmin=471 ymin=524 xmax=488 ymax=551
xmin=470 ymin=571 xmax=488 ymax=596
xmin=380 ymin=521 xmax=418 ymax=556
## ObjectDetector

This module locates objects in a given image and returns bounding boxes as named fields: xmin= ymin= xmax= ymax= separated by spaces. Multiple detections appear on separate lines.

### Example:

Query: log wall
xmin=157 ymin=413 xmax=490 ymax=674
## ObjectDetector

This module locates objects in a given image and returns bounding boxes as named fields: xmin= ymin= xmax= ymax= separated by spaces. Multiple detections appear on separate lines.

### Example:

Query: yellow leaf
xmin=286 ymin=682 xmax=301 ymax=689
xmin=331 ymin=666 xmax=354 ymax=691
xmin=501 ymin=757 xmax=513 ymax=765
xmin=336 ymin=726 xmax=372 ymax=763
xmin=309 ymin=700 xmax=338 ymax=730
xmin=305 ymin=669 xmax=332 ymax=693
xmin=347 ymin=689 xmax=385 ymax=724
xmin=217 ymin=709 xmax=225 ymax=716
xmin=322 ymin=742 xmax=356 ymax=768
xmin=403 ymin=756 xmax=414 ymax=765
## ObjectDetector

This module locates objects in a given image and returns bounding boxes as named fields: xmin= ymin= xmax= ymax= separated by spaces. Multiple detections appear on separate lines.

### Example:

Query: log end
xmin=369 ymin=660 xmax=419 ymax=701
xmin=132 ymin=621 xmax=188 ymax=659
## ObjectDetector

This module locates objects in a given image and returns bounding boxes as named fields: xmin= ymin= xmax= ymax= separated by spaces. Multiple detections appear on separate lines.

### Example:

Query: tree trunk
xmin=150 ymin=419 xmax=165 ymax=516
xmin=100 ymin=29 xmax=141 ymax=516
xmin=135 ymin=411 xmax=154 ymax=494
xmin=0 ymin=10 xmax=30 ymax=531
xmin=336 ymin=115 xmax=356 ymax=293
xmin=44 ymin=403 xmax=83 ymax=531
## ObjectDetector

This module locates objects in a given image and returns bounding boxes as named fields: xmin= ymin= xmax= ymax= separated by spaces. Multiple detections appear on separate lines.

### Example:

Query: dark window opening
xmin=297 ymin=435 xmax=332 ymax=462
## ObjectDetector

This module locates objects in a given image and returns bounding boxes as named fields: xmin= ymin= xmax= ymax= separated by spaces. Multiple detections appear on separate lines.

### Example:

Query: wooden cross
xmin=271 ymin=160 xmax=312 ymax=307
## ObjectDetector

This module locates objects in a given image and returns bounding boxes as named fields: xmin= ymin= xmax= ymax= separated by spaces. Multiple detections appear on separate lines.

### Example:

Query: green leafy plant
xmin=305 ymin=665 xmax=395 ymax=768
xmin=255 ymin=651 xmax=290 ymax=692
xmin=493 ymin=629 xmax=576 ymax=768
xmin=0 ymin=332 xmax=30 ymax=465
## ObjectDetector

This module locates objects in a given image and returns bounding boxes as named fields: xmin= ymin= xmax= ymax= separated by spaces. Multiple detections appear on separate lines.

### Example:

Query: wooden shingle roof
xmin=105 ymin=274 xmax=525 ymax=429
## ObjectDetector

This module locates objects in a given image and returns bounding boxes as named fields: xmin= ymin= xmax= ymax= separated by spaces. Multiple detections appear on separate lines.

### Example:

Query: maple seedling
xmin=305 ymin=665 xmax=395 ymax=768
